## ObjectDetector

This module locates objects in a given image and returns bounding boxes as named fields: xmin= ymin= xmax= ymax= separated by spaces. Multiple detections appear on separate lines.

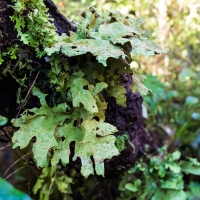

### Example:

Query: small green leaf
xmin=0 ymin=115 xmax=8 ymax=126
xmin=180 ymin=158 xmax=200 ymax=175
xmin=152 ymin=189 xmax=187 ymax=200
xmin=167 ymin=90 xmax=179 ymax=99
xmin=0 ymin=178 xmax=32 ymax=200
xmin=74 ymin=119 xmax=119 ymax=177
xmin=187 ymin=182 xmax=200 ymax=199
xmin=0 ymin=54 xmax=4 ymax=65
xmin=166 ymin=190 xmax=187 ymax=200
xmin=171 ymin=151 xmax=181 ymax=161
xmin=12 ymin=87 xmax=69 ymax=167
xmin=161 ymin=175 xmax=184 ymax=190
xmin=157 ymin=165 xmax=166 ymax=177
xmin=165 ymin=162 xmax=181 ymax=173
xmin=93 ymin=82 xmax=108 ymax=96
xmin=191 ymin=112 xmax=200 ymax=121
xmin=115 ymin=134 xmax=129 ymax=152
xmin=185 ymin=96 xmax=199 ymax=105
xmin=55 ymin=175 xmax=72 ymax=194
xmin=130 ymin=36 xmax=167 ymax=57
xmin=143 ymin=74 xmax=165 ymax=99
xmin=66 ymin=76 xmax=98 ymax=113
xmin=125 ymin=179 xmax=142 ymax=192
xmin=107 ymin=85 xmax=127 ymax=106
xmin=131 ymin=72 xmax=152 ymax=95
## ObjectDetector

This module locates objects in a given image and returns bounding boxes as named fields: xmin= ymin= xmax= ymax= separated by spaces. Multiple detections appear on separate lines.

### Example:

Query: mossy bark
xmin=0 ymin=0 xmax=156 ymax=178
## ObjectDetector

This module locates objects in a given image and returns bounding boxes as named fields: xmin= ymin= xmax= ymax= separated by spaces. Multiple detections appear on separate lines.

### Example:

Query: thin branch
xmin=2 ymin=151 xmax=32 ymax=178
xmin=29 ymin=163 xmax=40 ymax=178
xmin=15 ymin=70 xmax=40 ymax=120
xmin=48 ymin=171 xmax=57 ymax=196
xmin=0 ymin=143 xmax=11 ymax=151
xmin=26 ymin=169 xmax=32 ymax=196
xmin=2 ymin=128 xmax=12 ymax=143
xmin=4 ymin=165 xmax=27 ymax=180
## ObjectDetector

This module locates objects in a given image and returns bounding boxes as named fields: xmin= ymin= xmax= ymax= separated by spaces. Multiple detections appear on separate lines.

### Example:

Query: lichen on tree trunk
xmin=0 ymin=0 xmax=156 ymax=177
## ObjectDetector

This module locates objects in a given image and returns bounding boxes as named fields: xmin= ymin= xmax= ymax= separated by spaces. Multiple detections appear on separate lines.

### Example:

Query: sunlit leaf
xmin=125 ymin=179 xmax=142 ymax=192
xmin=66 ymin=75 xmax=98 ymax=113
xmin=0 ymin=115 xmax=8 ymax=126
xmin=180 ymin=158 xmax=200 ymax=175
xmin=12 ymin=87 xmax=69 ymax=167
xmin=52 ymin=119 xmax=119 ymax=178
xmin=191 ymin=112 xmax=200 ymax=121
xmin=185 ymin=96 xmax=199 ymax=105
xmin=130 ymin=36 xmax=167 ymax=57
xmin=131 ymin=72 xmax=152 ymax=95
xmin=46 ymin=39 xmax=126 ymax=66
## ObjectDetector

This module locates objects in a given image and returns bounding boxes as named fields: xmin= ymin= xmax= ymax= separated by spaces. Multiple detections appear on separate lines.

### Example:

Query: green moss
xmin=115 ymin=134 xmax=129 ymax=152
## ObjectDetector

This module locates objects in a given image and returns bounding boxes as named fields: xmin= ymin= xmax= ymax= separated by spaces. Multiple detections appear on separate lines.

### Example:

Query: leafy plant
xmin=1 ymin=0 xmax=167 ymax=199
xmin=46 ymin=0 xmax=200 ymax=199
xmin=119 ymin=147 xmax=200 ymax=200
xmin=186 ymin=182 xmax=200 ymax=200
xmin=10 ymin=1 xmax=166 ymax=172
xmin=33 ymin=160 xmax=72 ymax=200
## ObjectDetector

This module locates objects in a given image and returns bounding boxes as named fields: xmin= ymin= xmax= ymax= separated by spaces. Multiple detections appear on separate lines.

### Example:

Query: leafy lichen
xmin=7 ymin=1 xmax=167 ymax=198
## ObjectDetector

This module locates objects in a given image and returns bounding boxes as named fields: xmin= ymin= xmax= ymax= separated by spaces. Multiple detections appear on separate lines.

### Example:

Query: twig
xmin=0 ymin=143 xmax=11 ymax=151
xmin=2 ymin=151 xmax=32 ymax=178
xmin=48 ymin=171 xmax=57 ymax=196
xmin=4 ymin=165 xmax=27 ymax=180
xmin=1 ymin=128 xmax=12 ymax=143
xmin=14 ymin=148 xmax=39 ymax=178
xmin=15 ymin=71 xmax=40 ymax=120
xmin=29 ymin=163 xmax=40 ymax=178
xmin=26 ymin=169 xmax=32 ymax=196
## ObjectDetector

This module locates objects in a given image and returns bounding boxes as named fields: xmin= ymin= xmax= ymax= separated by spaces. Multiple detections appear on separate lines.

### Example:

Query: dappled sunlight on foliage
xmin=52 ymin=0 xmax=200 ymax=198
xmin=0 ymin=0 xmax=199 ymax=199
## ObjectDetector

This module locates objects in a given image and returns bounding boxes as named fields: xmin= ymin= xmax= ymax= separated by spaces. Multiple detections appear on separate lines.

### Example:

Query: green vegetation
xmin=0 ymin=115 xmax=8 ymax=126
xmin=0 ymin=178 xmax=32 ymax=200
xmin=0 ymin=0 xmax=200 ymax=199
xmin=1 ymin=0 xmax=167 ymax=198
xmin=119 ymin=147 xmax=200 ymax=200
xmin=115 ymin=134 xmax=129 ymax=152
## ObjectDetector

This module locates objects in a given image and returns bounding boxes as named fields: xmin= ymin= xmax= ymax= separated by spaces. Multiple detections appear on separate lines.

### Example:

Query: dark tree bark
xmin=0 ymin=0 xmax=16 ymax=45
xmin=0 ymin=0 xmax=73 ymax=119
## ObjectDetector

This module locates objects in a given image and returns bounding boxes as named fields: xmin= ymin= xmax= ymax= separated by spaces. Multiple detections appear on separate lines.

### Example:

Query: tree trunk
xmin=0 ymin=0 xmax=156 ymax=179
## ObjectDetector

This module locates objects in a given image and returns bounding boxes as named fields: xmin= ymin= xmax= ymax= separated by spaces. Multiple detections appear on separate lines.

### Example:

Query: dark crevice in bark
xmin=0 ymin=1 xmax=15 ymax=42
xmin=44 ymin=0 xmax=77 ymax=35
